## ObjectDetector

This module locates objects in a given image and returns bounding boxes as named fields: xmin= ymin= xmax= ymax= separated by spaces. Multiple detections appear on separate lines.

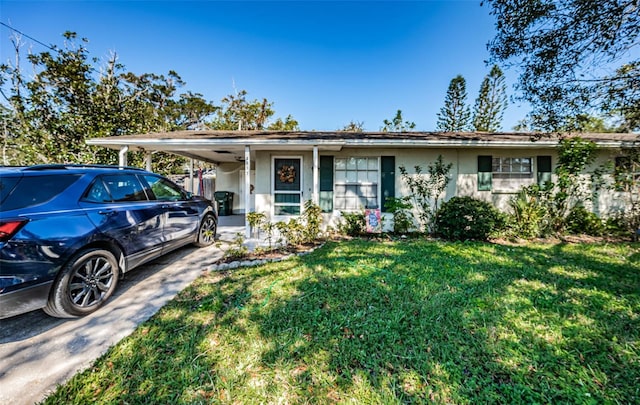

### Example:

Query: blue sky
xmin=0 ymin=0 xmax=528 ymax=131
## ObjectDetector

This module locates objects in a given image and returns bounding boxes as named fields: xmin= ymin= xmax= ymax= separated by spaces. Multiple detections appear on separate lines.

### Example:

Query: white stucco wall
xmin=229 ymin=145 xmax=631 ymax=230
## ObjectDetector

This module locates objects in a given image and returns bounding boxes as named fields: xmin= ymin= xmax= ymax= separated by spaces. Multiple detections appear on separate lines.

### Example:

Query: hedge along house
xmin=87 ymin=130 xmax=639 ymax=237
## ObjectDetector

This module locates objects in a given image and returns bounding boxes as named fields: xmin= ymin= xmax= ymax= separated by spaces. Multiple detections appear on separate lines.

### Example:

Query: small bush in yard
xmin=435 ymin=196 xmax=505 ymax=240
xmin=338 ymin=210 xmax=365 ymax=236
xmin=565 ymin=205 xmax=604 ymax=236
xmin=384 ymin=196 xmax=415 ymax=233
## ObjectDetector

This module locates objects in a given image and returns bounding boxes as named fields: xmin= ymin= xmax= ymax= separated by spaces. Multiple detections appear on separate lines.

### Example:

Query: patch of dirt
xmin=217 ymin=241 xmax=324 ymax=264
xmin=490 ymin=234 xmax=633 ymax=246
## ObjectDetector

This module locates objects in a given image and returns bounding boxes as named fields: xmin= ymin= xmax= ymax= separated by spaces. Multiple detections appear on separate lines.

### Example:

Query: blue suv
xmin=0 ymin=165 xmax=217 ymax=319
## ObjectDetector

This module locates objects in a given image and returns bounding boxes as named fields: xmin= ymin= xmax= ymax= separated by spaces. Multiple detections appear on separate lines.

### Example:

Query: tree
xmin=602 ymin=61 xmax=640 ymax=132
xmin=398 ymin=155 xmax=453 ymax=234
xmin=340 ymin=120 xmax=364 ymax=132
xmin=267 ymin=115 xmax=299 ymax=131
xmin=472 ymin=65 xmax=508 ymax=131
xmin=208 ymin=90 xmax=273 ymax=130
xmin=0 ymin=31 xmax=218 ymax=172
xmin=485 ymin=0 xmax=640 ymax=132
xmin=436 ymin=75 xmax=471 ymax=131
xmin=208 ymin=90 xmax=299 ymax=131
xmin=381 ymin=110 xmax=415 ymax=132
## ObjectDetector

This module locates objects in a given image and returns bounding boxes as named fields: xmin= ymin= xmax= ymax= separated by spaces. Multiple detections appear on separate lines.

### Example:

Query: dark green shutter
xmin=478 ymin=155 xmax=492 ymax=191
xmin=319 ymin=156 xmax=333 ymax=212
xmin=537 ymin=156 xmax=552 ymax=186
xmin=381 ymin=156 xmax=395 ymax=212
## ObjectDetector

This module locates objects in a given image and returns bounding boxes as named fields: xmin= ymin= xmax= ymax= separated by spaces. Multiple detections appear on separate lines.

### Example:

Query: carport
xmin=86 ymin=130 xmax=337 ymax=239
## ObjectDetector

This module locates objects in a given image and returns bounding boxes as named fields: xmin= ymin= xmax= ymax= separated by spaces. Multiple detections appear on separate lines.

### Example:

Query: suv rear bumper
xmin=0 ymin=281 xmax=52 ymax=319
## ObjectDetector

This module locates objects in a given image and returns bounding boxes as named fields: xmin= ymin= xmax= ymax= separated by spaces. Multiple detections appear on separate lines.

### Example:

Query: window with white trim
xmin=334 ymin=157 xmax=379 ymax=210
xmin=492 ymin=157 xmax=533 ymax=178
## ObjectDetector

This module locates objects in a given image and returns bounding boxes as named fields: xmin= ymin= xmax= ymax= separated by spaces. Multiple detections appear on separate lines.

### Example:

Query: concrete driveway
xmin=0 ymin=218 xmax=245 ymax=405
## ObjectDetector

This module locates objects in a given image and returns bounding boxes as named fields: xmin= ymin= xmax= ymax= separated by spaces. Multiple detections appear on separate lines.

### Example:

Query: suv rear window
xmin=0 ymin=174 xmax=81 ymax=211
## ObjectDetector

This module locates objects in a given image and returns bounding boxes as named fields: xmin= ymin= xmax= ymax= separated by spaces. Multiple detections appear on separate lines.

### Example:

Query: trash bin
xmin=214 ymin=191 xmax=233 ymax=216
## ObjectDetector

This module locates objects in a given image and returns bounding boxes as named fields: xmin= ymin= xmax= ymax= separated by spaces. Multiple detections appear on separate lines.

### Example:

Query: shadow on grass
xmin=251 ymin=240 xmax=640 ymax=403
xmin=41 ymin=239 xmax=640 ymax=404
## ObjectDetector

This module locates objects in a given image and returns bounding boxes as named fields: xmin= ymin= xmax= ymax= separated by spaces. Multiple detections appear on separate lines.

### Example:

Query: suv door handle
xmin=98 ymin=210 xmax=115 ymax=217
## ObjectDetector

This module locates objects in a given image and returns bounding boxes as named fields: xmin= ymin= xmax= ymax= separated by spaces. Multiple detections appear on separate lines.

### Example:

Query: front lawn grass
xmin=43 ymin=240 xmax=640 ymax=404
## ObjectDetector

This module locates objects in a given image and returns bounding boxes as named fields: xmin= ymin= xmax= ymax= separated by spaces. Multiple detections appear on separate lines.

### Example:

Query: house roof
xmin=86 ymin=130 xmax=639 ymax=164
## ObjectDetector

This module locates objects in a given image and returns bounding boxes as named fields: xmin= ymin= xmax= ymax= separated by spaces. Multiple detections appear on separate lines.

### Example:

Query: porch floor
xmin=217 ymin=214 xmax=246 ymax=242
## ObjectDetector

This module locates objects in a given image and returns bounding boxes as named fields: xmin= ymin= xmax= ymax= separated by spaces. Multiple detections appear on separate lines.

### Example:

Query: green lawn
xmin=43 ymin=240 xmax=640 ymax=404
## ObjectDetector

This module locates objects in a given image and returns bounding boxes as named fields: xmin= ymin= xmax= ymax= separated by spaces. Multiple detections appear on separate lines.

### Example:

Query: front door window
xmin=273 ymin=157 xmax=302 ymax=216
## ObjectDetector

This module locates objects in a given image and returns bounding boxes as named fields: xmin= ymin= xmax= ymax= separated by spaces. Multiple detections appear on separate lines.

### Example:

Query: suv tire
xmin=44 ymin=248 xmax=120 ymax=318
xmin=194 ymin=213 xmax=217 ymax=247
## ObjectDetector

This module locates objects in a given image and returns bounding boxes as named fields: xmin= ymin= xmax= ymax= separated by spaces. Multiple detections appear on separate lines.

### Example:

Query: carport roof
xmin=86 ymin=130 xmax=639 ymax=164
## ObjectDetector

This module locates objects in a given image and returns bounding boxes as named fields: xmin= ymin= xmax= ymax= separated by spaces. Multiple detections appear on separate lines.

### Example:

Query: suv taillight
xmin=0 ymin=220 xmax=27 ymax=242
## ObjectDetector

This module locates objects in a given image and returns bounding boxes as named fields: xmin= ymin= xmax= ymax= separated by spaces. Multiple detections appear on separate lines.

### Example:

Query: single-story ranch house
xmin=87 ymin=131 xmax=639 ymax=237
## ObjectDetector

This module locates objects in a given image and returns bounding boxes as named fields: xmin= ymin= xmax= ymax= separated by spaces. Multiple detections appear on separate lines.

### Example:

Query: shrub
xmin=338 ymin=211 xmax=365 ymax=236
xmin=301 ymin=200 xmax=323 ymax=243
xmin=398 ymin=155 xmax=452 ymax=234
xmin=384 ymin=197 xmax=415 ymax=233
xmin=247 ymin=211 xmax=266 ymax=238
xmin=565 ymin=206 xmax=604 ymax=236
xmin=506 ymin=186 xmax=548 ymax=238
xmin=276 ymin=219 xmax=305 ymax=246
xmin=434 ymin=196 xmax=505 ymax=241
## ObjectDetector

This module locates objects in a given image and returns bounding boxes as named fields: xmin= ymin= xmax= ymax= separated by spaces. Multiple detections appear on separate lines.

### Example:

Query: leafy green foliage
xmin=0 ymin=31 xmax=298 ymax=170
xmin=276 ymin=219 xmax=305 ymax=246
xmin=565 ymin=206 xmax=604 ymax=236
xmin=208 ymin=90 xmax=273 ymax=130
xmin=340 ymin=120 xmax=365 ymax=132
xmin=612 ymin=145 xmax=640 ymax=239
xmin=381 ymin=109 xmax=415 ymax=132
xmin=267 ymin=114 xmax=299 ymax=131
xmin=550 ymin=137 xmax=598 ymax=232
xmin=247 ymin=211 xmax=267 ymax=238
xmin=42 ymin=240 xmax=640 ymax=404
xmin=338 ymin=211 xmax=366 ymax=236
xmin=472 ymin=65 xmax=508 ymax=132
xmin=507 ymin=187 xmax=547 ymax=239
xmin=383 ymin=197 xmax=415 ymax=233
xmin=399 ymin=155 xmax=453 ymax=233
xmin=207 ymin=90 xmax=298 ymax=131
xmin=435 ymin=196 xmax=505 ymax=240
xmin=509 ymin=137 xmax=600 ymax=238
xmin=224 ymin=233 xmax=250 ymax=259
xmin=301 ymin=200 xmax=322 ymax=243
xmin=436 ymin=75 xmax=471 ymax=131
xmin=486 ymin=0 xmax=640 ymax=131
xmin=0 ymin=32 xmax=217 ymax=171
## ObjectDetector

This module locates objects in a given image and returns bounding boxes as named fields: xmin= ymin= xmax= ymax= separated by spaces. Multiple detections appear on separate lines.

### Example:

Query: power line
xmin=0 ymin=21 xmax=57 ymax=52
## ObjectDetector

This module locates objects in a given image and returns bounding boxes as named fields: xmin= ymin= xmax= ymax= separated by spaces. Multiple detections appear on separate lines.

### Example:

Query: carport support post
xmin=118 ymin=145 xmax=128 ymax=167
xmin=313 ymin=145 xmax=319 ymax=205
xmin=189 ymin=159 xmax=194 ymax=193
xmin=245 ymin=145 xmax=251 ymax=239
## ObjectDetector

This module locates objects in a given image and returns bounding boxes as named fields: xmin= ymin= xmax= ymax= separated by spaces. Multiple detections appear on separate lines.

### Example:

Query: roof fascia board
xmin=86 ymin=137 xmax=631 ymax=149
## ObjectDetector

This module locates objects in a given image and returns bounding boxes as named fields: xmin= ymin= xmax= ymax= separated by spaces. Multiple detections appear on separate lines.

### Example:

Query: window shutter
xmin=537 ymin=156 xmax=552 ymax=186
xmin=319 ymin=156 xmax=333 ymax=212
xmin=381 ymin=156 xmax=395 ymax=212
xmin=478 ymin=155 xmax=492 ymax=191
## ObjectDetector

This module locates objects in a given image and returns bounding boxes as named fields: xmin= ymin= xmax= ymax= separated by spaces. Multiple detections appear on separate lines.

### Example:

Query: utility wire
xmin=0 ymin=21 xmax=57 ymax=52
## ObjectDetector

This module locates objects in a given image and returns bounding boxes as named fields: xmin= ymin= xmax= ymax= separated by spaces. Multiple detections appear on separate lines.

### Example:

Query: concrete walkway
xmin=0 ymin=216 xmax=246 ymax=405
